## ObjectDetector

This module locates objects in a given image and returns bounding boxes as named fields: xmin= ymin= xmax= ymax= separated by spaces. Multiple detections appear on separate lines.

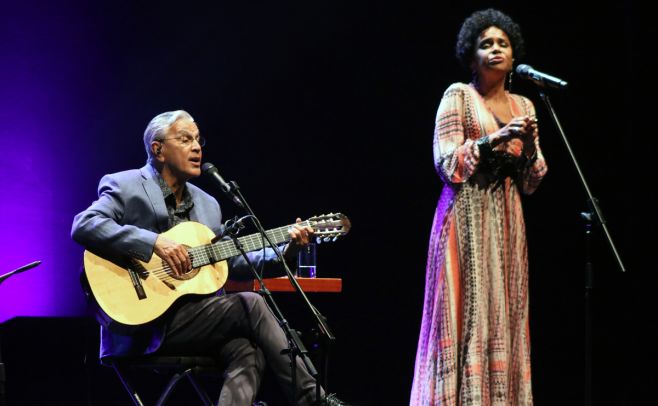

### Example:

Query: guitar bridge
xmin=127 ymin=262 xmax=147 ymax=300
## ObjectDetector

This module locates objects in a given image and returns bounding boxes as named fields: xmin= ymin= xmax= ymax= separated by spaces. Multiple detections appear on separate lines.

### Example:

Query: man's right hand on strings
xmin=154 ymin=235 xmax=191 ymax=276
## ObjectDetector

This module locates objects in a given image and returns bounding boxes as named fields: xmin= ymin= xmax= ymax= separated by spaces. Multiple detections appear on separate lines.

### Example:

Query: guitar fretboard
xmin=187 ymin=221 xmax=310 ymax=267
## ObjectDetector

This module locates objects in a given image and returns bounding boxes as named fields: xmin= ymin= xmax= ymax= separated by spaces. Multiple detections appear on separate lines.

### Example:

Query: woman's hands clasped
xmin=491 ymin=115 xmax=538 ymax=158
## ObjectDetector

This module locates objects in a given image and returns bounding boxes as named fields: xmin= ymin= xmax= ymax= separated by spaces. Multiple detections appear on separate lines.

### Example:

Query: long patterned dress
xmin=410 ymin=82 xmax=547 ymax=405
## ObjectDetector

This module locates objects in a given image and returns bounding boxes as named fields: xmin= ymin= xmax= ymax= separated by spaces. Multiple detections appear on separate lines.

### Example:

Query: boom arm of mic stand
xmin=1 ymin=260 xmax=41 ymax=406
xmin=538 ymin=91 xmax=627 ymax=273
xmin=229 ymin=181 xmax=335 ymax=339
xmin=538 ymin=91 xmax=627 ymax=406
xmin=228 ymin=181 xmax=334 ymax=400
xmin=224 ymin=229 xmax=318 ymax=402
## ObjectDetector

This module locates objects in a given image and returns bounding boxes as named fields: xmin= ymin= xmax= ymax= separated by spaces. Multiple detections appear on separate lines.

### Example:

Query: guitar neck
xmin=188 ymin=221 xmax=309 ymax=267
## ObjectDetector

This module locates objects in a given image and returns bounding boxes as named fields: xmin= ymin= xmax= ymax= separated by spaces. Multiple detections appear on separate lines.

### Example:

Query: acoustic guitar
xmin=83 ymin=213 xmax=350 ymax=326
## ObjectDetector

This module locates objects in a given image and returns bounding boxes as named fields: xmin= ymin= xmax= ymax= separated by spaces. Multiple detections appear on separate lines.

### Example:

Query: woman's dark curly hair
xmin=455 ymin=9 xmax=525 ymax=69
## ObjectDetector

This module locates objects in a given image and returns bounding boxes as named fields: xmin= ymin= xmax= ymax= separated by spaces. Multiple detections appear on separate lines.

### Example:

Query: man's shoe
xmin=321 ymin=393 xmax=350 ymax=406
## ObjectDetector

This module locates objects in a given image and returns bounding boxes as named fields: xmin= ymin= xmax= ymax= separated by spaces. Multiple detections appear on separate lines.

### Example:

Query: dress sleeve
xmin=433 ymin=84 xmax=479 ymax=184
xmin=517 ymin=97 xmax=548 ymax=194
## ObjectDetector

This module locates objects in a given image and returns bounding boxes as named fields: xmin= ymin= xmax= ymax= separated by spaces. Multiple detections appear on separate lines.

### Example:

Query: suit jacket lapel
xmin=139 ymin=165 xmax=169 ymax=233
xmin=188 ymin=188 xmax=204 ymax=224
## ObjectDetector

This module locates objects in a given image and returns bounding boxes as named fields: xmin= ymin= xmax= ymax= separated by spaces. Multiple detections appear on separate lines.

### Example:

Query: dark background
xmin=1 ymin=0 xmax=656 ymax=405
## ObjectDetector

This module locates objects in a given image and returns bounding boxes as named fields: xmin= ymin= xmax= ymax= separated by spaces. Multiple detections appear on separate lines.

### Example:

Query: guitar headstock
xmin=306 ymin=213 xmax=351 ymax=243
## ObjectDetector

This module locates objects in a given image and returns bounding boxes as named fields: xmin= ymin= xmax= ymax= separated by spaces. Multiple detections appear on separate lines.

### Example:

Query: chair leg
xmin=155 ymin=370 xmax=188 ymax=406
xmin=111 ymin=362 xmax=216 ymax=406
xmin=186 ymin=371 xmax=214 ymax=406
xmin=111 ymin=363 xmax=145 ymax=406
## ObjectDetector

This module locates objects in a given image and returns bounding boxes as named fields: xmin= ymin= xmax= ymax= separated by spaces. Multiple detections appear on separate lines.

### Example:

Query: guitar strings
xmin=144 ymin=220 xmax=341 ymax=280
xmin=145 ymin=225 xmax=295 ymax=279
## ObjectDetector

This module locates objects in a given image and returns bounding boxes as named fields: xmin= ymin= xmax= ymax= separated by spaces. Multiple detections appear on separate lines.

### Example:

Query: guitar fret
xmin=188 ymin=220 xmax=318 ymax=268
xmin=188 ymin=225 xmax=294 ymax=268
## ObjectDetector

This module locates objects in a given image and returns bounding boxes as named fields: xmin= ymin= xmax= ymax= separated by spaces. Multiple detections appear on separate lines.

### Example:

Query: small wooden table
xmin=224 ymin=277 xmax=342 ymax=293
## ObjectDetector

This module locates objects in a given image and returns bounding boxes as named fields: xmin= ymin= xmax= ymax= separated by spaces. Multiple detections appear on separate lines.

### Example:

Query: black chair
xmin=102 ymin=355 xmax=222 ymax=406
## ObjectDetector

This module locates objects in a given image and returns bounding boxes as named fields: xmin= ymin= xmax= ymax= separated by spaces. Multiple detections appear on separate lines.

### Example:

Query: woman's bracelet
xmin=476 ymin=136 xmax=492 ymax=159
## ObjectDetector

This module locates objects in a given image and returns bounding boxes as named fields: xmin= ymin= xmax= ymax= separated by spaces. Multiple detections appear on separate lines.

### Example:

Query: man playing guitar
xmin=72 ymin=110 xmax=347 ymax=406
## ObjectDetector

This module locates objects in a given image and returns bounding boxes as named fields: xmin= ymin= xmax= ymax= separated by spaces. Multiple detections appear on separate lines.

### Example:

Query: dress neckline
xmin=467 ymin=82 xmax=515 ymax=129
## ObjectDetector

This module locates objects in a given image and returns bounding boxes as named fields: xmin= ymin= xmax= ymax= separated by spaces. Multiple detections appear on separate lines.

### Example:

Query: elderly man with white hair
xmin=72 ymin=110 xmax=348 ymax=406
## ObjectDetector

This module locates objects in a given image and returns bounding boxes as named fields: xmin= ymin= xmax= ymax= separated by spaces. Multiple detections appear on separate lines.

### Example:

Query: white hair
xmin=143 ymin=110 xmax=195 ymax=163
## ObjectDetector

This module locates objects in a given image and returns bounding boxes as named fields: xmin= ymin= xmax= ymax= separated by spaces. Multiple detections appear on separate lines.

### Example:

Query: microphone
xmin=202 ymin=162 xmax=231 ymax=193
xmin=516 ymin=64 xmax=568 ymax=90
xmin=201 ymin=162 xmax=244 ymax=207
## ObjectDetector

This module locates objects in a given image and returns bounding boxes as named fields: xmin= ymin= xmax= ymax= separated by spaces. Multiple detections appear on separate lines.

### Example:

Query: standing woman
xmin=411 ymin=9 xmax=547 ymax=406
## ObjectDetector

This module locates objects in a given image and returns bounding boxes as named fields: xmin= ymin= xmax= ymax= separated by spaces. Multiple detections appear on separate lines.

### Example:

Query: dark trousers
xmin=157 ymin=292 xmax=321 ymax=406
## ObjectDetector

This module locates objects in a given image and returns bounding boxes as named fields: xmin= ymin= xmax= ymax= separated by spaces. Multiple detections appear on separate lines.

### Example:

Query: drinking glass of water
xmin=296 ymin=243 xmax=317 ymax=278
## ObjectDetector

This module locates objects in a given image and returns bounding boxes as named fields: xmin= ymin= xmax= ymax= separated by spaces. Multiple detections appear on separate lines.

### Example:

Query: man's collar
xmin=147 ymin=163 xmax=191 ymax=205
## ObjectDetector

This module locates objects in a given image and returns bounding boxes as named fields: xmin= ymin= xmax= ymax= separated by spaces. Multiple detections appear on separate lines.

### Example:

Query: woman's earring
xmin=507 ymin=69 xmax=513 ymax=91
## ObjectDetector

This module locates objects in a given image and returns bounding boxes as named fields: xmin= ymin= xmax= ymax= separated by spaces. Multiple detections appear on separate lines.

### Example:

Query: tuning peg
xmin=316 ymin=237 xmax=322 ymax=244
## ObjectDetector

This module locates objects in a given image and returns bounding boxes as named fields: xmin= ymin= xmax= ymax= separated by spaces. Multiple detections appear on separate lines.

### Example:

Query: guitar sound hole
xmin=162 ymin=263 xmax=200 ymax=281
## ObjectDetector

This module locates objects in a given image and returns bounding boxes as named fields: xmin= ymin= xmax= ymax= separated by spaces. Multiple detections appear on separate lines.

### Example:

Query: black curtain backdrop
xmin=1 ymin=0 xmax=656 ymax=404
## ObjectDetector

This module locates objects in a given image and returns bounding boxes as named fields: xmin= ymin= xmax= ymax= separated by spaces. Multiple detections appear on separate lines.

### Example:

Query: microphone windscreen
xmin=201 ymin=162 xmax=216 ymax=174
xmin=515 ymin=64 xmax=531 ymax=75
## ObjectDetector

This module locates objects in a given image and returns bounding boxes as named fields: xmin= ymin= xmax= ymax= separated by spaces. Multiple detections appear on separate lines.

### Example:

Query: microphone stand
xmin=581 ymin=211 xmax=593 ymax=406
xmin=0 ymin=261 xmax=42 ymax=406
xmin=537 ymin=90 xmax=626 ymax=406
xmin=223 ymin=180 xmax=334 ymax=403
xmin=0 ymin=322 xmax=4 ymax=406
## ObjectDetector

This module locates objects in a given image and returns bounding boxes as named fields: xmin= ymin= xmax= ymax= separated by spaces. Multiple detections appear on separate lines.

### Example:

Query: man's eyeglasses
xmin=157 ymin=134 xmax=206 ymax=147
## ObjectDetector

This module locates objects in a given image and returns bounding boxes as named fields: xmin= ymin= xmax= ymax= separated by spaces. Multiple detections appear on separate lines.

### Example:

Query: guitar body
xmin=84 ymin=222 xmax=228 ymax=326
xmin=82 ymin=213 xmax=350 ymax=328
